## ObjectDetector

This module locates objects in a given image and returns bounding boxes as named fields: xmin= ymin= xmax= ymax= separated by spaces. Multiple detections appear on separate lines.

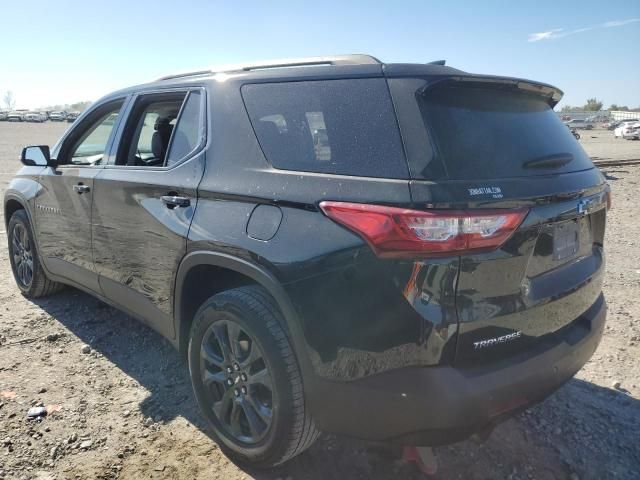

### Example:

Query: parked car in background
xmin=0 ymin=111 xmax=9 ymax=121
xmin=621 ymin=122 xmax=640 ymax=140
xmin=49 ymin=111 xmax=67 ymax=121
xmin=608 ymin=120 xmax=635 ymax=130
xmin=588 ymin=115 xmax=609 ymax=123
xmin=564 ymin=118 xmax=593 ymax=130
xmin=7 ymin=110 xmax=27 ymax=122
xmin=614 ymin=121 xmax=640 ymax=138
xmin=66 ymin=112 xmax=80 ymax=123
xmin=24 ymin=112 xmax=47 ymax=123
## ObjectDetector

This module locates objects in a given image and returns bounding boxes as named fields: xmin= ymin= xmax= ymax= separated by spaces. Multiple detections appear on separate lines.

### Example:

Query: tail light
xmin=319 ymin=201 xmax=529 ymax=259
xmin=605 ymin=190 xmax=612 ymax=210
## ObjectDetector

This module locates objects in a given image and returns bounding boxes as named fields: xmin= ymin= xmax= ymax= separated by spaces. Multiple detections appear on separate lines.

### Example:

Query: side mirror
xmin=21 ymin=145 xmax=55 ymax=167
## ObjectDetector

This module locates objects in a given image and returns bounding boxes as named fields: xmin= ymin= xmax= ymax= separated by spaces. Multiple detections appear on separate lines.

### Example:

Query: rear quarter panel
xmin=186 ymin=79 xmax=458 ymax=381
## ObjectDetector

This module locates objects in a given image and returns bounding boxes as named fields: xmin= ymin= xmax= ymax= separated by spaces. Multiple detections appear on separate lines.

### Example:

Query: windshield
xmin=418 ymin=85 xmax=594 ymax=180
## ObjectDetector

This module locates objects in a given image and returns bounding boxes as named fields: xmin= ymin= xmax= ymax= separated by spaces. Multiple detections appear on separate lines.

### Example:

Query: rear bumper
xmin=309 ymin=294 xmax=606 ymax=445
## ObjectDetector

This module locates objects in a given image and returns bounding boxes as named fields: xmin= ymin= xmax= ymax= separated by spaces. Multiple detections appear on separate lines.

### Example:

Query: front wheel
xmin=188 ymin=285 xmax=319 ymax=468
xmin=7 ymin=209 xmax=63 ymax=298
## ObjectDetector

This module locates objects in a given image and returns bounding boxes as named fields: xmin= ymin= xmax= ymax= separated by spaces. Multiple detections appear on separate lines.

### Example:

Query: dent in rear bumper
xmin=309 ymin=294 xmax=606 ymax=445
xmin=285 ymin=257 xmax=459 ymax=380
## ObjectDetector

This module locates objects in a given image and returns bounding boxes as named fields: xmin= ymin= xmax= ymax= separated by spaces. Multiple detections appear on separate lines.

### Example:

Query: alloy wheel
xmin=200 ymin=318 xmax=274 ymax=444
xmin=11 ymin=223 xmax=33 ymax=288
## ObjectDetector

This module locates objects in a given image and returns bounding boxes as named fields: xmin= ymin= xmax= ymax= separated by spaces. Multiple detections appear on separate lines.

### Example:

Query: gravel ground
xmin=0 ymin=122 xmax=639 ymax=480
xmin=577 ymin=129 xmax=640 ymax=162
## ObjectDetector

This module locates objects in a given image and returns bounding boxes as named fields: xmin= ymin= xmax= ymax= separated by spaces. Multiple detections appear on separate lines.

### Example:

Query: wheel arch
xmin=173 ymin=251 xmax=314 ymax=380
xmin=4 ymin=193 xmax=44 ymax=264
xmin=4 ymin=194 xmax=30 ymax=229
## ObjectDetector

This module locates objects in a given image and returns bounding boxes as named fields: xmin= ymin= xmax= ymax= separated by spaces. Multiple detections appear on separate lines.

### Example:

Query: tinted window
xmin=418 ymin=85 xmax=594 ymax=179
xmin=166 ymin=91 xmax=203 ymax=166
xmin=242 ymin=79 xmax=408 ymax=179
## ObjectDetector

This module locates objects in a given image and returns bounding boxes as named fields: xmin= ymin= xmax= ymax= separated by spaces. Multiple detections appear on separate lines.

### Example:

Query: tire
xmin=7 ymin=209 xmax=63 ymax=298
xmin=188 ymin=285 xmax=319 ymax=468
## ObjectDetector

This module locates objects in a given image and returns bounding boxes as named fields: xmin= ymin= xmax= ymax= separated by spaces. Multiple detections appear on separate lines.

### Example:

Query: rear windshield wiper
xmin=523 ymin=153 xmax=574 ymax=169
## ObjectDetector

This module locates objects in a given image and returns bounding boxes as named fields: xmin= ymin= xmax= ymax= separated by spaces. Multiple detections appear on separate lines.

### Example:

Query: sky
xmin=1 ymin=0 xmax=639 ymax=110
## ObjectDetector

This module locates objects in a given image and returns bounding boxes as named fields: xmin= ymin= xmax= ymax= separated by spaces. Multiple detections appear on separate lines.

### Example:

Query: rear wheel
xmin=7 ymin=209 xmax=63 ymax=298
xmin=188 ymin=285 xmax=319 ymax=468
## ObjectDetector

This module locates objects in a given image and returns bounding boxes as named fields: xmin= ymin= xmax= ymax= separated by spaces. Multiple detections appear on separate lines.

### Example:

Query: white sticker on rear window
xmin=468 ymin=186 xmax=503 ymax=198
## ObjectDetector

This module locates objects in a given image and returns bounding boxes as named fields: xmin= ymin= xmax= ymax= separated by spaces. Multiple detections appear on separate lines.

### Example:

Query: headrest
xmin=151 ymin=120 xmax=174 ymax=159
xmin=151 ymin=131 xmax=163 ymax=158
xmin=257 ymin=120 xmax=282 ymax=138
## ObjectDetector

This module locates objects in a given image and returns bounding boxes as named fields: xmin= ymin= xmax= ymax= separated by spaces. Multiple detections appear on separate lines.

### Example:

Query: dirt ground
xmin=0 ymin=122 xmax=639 ymax=480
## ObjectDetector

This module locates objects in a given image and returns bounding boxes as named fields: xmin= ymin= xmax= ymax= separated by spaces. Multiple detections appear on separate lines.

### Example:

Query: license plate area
xmin=553 ymin=220 xmax=579 ymax=261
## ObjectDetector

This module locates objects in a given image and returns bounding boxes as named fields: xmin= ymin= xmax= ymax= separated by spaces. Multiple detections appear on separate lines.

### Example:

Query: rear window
xmin=418 ymin=85 xmax=594 ymax=180
xmin=242 ymin=79 xmax=408 ymax=179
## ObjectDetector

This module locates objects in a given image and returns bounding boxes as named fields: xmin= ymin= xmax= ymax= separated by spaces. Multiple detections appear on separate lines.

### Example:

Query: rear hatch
xmin=388 ymin=75 xmax=608 ymax=366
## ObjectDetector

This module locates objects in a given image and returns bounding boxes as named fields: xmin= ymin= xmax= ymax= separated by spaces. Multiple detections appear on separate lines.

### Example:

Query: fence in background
xmin=609 ymin=110 xmax=640 ymax=121
xmin=556 ymin=110 xmax=640 ymax=122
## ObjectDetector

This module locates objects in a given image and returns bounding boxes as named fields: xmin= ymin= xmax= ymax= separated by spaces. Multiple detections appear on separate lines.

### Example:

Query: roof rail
xmin=155 ymin=54 xmax=382 ymax=81
xmin=427 ymin=60 xmax=446 ymax=65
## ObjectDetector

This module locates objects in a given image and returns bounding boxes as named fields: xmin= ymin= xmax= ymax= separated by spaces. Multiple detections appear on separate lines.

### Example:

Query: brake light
xmin=319 ymin=201 xmax=529 ymax=259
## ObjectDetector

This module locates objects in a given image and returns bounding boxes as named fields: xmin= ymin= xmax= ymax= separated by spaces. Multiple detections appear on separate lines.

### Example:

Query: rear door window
xmin=114 ymin=90 xmax=204 ymax=168
xmin=115 ymin=93 xmax=186 ymax=167
xmin=417 ymin=85 xmax=594 ymax=180
xmin=242 ymin=79 xmax=408 ymax=179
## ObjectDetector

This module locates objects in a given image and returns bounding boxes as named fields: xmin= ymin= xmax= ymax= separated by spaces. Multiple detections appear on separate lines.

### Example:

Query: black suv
xmin=5 ymin=55 xmax=608 ymax=468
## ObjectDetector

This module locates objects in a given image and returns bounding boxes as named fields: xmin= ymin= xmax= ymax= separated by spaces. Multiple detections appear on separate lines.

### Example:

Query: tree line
xmin=3 ymin=90 xmax=91 ymax=112
xmin=560 ymin=98 xmax=640 ymax=113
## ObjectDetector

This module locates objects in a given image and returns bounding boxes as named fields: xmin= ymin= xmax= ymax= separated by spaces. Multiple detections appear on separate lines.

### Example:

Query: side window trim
xmin=164 ymin=91 xmax=190 ymax=164
xmin=165 ymin=90 xmax=202 ymax=166
xmin=104 ymin=94 xmax=138 ymax=166
xmin=54 ymin=96 xmax=131 ymax=169
xmin=104 ymin=87 xmax=207 ymax=171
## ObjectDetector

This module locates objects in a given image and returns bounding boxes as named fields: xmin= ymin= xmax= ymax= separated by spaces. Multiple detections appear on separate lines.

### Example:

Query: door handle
xmin=161 ymin=195 xmax=191 ymax=208
xmin=73 ymin=183 xmax=90 ymax=194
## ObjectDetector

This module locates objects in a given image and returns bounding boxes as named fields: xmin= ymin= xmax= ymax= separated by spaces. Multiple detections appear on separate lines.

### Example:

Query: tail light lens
xmin=605 ymin=190 xmax=612 ymax=210
xmin=319 ymin=201 xmax=529 ymax=259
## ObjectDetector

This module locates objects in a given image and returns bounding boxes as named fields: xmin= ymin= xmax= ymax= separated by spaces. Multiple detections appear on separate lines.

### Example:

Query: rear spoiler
xmin=418 ymin=75 xmax=564 ymax=107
